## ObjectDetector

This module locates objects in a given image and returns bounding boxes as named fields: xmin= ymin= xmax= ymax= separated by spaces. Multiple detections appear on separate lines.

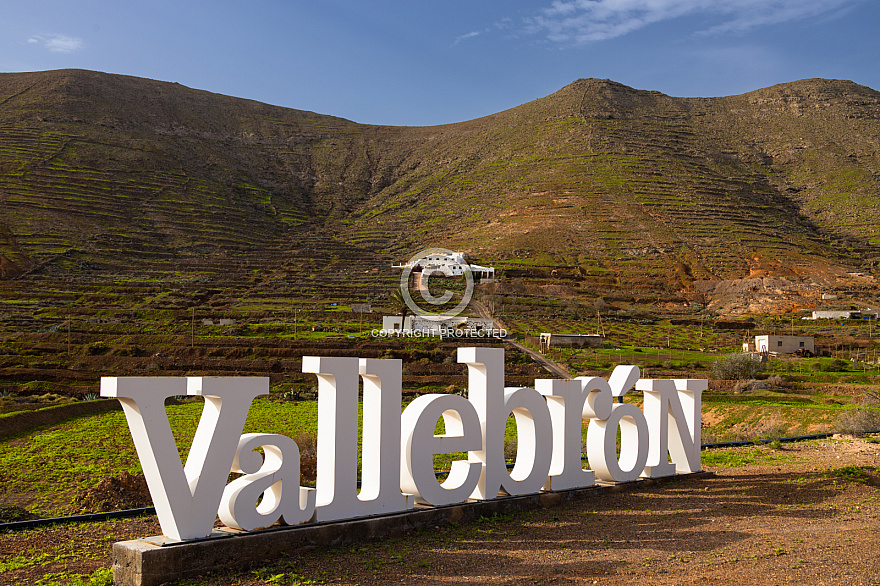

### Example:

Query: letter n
xmin=637 ymin=378 xmax=706 ymax=477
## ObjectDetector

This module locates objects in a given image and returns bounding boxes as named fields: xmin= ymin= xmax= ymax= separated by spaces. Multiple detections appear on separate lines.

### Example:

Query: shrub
xmin=444 ymin=384 xmax=467 ymax=397
xmin=835 ymin=391 xmax=880 ymax=436
xmin=86 ymin=341 xmax=110 ymax=355
xmin=292 ymin=430 xmax=318 ymax=482
xmin=813 ymin=358 xmax=849 ymax=372
xmin=711 ymin=353 xmax=767 ymax=380
xmin=0 ymin=505 xmax=37 ymax=523
xmin=29 ymin=392 xmax=76 ymax=405
xmin=835 ymin=408 xmax=880 ymax=436
xmin=733 ymin=379 xmax=768 ymax=394
xmin=756 ymin=422 xmax=799 ymax=442
xmin=766 ymin=374 xmax=787 ymax=388
xmin=504 ymin=434 xmax=518 ymax=462
xmin=23 ymin=380 xmax=53 ymax=392
xmin=277 ymin=390 xmax=302 ymax=401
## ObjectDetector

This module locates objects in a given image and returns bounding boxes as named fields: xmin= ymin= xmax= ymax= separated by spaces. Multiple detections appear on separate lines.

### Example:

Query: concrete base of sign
xmin=113 ymin=471 xmax=712 ymax=586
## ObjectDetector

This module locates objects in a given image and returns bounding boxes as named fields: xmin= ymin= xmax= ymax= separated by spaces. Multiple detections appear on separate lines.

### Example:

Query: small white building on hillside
xmin=382 ymin=315 xmax=465 ymax=332
xmin=540 ymin=333 xmax=604 ymax=353
xmin=752 ymin=335 xmax=815 ymax=355
xmin=811 ymin=310 xmax=855 ymax=320
xmin=393 ymin=252 xmax=495 ymax=280
xmin=381 ymin=315 xmax=495 ymax=335
xmin=810 ymin=309 xmax=878 ymax=320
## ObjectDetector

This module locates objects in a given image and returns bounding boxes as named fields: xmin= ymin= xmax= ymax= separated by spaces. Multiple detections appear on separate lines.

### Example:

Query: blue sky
xmin=1 ymin=0 xmax=877 ymax=126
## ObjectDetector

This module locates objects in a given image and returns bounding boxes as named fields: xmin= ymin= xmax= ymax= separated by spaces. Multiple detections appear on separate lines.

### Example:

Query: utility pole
xmin=294 ymin=308 xmax=298 ymax=341
xmin=191 ymin=307 xmax=195 ymax=347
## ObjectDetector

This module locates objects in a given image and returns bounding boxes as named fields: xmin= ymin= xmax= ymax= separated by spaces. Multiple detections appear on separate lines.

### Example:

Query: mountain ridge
xmin=0 ymin=69 xmax=878 ymax=309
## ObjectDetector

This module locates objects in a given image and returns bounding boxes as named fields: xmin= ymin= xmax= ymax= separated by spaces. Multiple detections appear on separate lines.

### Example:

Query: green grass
xmin=702 ymin=394 xmax=846 ymax=408
xmin=0 ymin=518 xmax=115 ymax=584
xmin=0 ymin=397 xmax=541 ymax=515
xmin=830 ymin=465 xmax=877 ymax=484
xmin=701 ymin=447 xmax=797 ymax=468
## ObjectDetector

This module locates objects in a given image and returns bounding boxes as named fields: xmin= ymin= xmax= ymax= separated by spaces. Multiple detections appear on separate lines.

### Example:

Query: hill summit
xmin=0 ymin=69 xmax=878 ymax=312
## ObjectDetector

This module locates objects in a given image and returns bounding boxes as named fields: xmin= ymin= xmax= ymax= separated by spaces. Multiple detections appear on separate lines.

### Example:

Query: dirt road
xmin=4 ymin=437 xmax=880 ymax=585
xmin=470 ymin=299 xmax=572 ymax=379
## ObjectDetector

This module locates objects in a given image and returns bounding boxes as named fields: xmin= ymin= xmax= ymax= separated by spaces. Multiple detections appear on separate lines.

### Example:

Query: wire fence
xmin=5 ymin=430 xmax=878 ymax=533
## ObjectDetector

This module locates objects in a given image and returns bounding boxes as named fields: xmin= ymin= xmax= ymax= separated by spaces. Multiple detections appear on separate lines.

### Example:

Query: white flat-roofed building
xmin=811 ymin=310 xmax=855 ymax=320
xmin=810 ymin=309 xmax=878 ymax=320
xmin=540 ymin=333 xmax=604 ymax=353
xmin=754 ymin=335 xmax=814 ymax=355
xmin=381 ymin=315 xmax=497 ymax=336
xmin=393 ymin=252 xmax=494 ymax=280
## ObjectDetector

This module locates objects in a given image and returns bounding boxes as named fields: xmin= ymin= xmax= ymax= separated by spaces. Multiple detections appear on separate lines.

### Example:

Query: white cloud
xmin=494 ymin=17 xmax=514 ymax=30
xmin=453 ymin=31 xmax=481 ymax=46
xmin=526 ymin=0 xmax=858 ymax=45
xmin=28 ymin=34 xmax=84 ymax=53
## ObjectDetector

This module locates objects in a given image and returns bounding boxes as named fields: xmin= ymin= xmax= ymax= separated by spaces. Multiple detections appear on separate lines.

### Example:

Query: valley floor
xmin=2 ymin=437 xmax=880 ymax=585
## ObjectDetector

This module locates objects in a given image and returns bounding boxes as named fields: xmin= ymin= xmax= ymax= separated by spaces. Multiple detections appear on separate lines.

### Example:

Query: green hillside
xmin=0 ymin=69 xmax=878 ymax=295
xmin=1 ymin=69 xmax=879 ymax=407
xmin=340 ymin=79 xmax=880 ymax=292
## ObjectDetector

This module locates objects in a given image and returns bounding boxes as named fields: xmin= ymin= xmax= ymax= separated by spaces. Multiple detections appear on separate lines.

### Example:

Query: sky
xmin=1 ymin=0 xmax=878 ymax=126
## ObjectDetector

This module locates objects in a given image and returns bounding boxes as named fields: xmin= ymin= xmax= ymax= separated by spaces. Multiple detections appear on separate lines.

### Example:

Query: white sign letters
xmin=101 ymin=347 xmax=706 ymax=541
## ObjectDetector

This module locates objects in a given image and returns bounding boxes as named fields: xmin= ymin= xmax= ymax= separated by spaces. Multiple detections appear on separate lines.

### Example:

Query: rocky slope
xmin=0 ymin=70 xmax=878 ymax=298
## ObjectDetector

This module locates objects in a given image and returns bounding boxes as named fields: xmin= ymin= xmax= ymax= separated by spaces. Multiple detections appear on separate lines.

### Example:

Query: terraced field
xmin=2 ymin=69 xmax=880 ymax=414
xmin=0 ymin=231 xmax=555 ymax=409
xmin=335 ymin=79 xmax=880 ymax=292
xmin=3 ymin=71 xmax=879 ymax=291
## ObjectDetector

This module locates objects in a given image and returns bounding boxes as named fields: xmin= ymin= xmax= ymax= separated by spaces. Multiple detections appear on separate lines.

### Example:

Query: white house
xmin=540 ymin=333 xmax=604 ymax=353
xmin=810 ymin=309 xmax=878 ymax=320
xmin=382 ymin=315 xmax=466 ymax=332
xmin=753 ymin=335 xmax=815 ymax=355
xmin=811 ymin=310 xmax=855 ymax=320
xmin=381 ymin=315 xmax=494 ymax=335
xmin=394 ymin=252 xmax=495 ymax=280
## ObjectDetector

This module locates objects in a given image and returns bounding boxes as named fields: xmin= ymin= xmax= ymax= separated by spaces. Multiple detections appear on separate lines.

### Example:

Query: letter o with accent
xmin=586 ymin=403 xmax=649 ymax=483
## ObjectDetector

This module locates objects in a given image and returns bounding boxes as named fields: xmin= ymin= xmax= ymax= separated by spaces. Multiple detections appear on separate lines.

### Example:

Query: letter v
xmin=101 ymin=377 xmax=265 ymax=540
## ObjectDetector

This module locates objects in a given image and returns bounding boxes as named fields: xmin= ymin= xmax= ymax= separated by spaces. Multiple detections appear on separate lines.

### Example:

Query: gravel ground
xmin=3 ymin=437 xmax=880 ymax=585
